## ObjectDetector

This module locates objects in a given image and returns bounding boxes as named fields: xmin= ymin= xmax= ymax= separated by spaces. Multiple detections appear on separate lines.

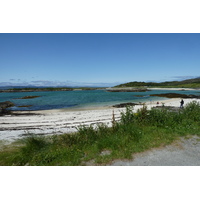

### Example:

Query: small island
xmin=106 ymin=87 xmax=149 ymax=92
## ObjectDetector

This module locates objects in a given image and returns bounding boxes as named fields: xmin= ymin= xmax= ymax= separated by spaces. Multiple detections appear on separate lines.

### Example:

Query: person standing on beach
xmin=180 ymin=99 xmax=184 ymax=108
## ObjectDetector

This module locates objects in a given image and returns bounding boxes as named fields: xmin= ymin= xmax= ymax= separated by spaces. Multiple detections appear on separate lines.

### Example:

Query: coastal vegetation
xmin=0 ymin=101 xmax=200 ymax=166
xmin=115 ymin=77 xmax=200 ymax=88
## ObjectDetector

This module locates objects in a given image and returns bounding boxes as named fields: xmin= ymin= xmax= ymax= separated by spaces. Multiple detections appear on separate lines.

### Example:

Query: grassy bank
xmin=1 ymin=101 xmax=200 ymax=166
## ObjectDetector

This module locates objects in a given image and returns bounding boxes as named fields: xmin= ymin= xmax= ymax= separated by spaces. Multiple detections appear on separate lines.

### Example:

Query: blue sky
xmin=0 ymin=33 xmax=200 ymax=87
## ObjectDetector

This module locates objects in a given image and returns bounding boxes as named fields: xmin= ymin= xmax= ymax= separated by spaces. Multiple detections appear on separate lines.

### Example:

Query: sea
xmin=0 ymin=89 xmax=200 ymax=111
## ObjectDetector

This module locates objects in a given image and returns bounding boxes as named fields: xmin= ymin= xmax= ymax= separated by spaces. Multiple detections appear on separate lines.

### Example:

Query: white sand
xmin=148 ymin=88 xmax=198 ymax=91
xmin=0 ymin=98 xmax=200 ymax=143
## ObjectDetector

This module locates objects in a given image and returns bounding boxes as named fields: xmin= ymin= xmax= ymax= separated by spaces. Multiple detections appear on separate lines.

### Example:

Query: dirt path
xmin=109 ymin=135 xmax=200 ymax=166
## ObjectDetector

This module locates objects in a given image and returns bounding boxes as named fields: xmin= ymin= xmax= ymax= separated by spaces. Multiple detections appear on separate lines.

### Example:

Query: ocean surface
xmin=0 ymin=89 xmax=200 ymax=111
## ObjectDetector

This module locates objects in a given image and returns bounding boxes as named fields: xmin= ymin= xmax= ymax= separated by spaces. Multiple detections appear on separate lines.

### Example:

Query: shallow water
xmin=0 ymin=89 xmax=199 ymax=111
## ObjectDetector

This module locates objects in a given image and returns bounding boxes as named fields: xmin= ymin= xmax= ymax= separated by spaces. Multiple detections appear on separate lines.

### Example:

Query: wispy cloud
xmin=0 ymin=80 xmax=120 ymax=87
xmin=0 ymin=81 xmax=30 ymax=86
xmin=30 ymin=80 xmax=119 ymax=87
xmin=0 ymin=82 xmax=15 ymax=86
xmin=9 ymin=79 xmax=21 ymax=82
xmin=171 ymin=76 xmax=199 ymax=81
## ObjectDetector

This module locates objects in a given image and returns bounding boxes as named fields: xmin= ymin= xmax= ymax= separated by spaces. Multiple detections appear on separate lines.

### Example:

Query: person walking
xmin=180 ymin=99 xmax=184 ymax=108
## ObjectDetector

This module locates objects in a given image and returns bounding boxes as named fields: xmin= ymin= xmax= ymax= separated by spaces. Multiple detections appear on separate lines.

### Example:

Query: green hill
xmin=115 ymin=77 xmax=200 ymax=88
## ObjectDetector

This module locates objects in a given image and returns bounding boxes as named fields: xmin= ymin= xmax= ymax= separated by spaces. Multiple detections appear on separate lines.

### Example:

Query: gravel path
xmin=110 ymin=135 xmax=200 ymax=166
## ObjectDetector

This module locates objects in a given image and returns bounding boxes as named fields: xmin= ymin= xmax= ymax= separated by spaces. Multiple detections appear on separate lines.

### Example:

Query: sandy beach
xmin=0 ymin=98 xmax=200 ymax=143
xmin=148 ymin=87 xmax=198 ymax=90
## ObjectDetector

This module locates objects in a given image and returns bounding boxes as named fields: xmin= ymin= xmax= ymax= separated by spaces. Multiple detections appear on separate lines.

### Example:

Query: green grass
xmin=1 ymin=101 xmax=200 ymax=166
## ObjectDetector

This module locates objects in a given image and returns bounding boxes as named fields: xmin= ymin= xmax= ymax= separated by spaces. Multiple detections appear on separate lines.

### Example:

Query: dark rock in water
xmin=0 ymin=101 xmax=15 ymax=115
xmin=134 ymin=95 xmax=144 ymax=97
xmin=0 ymin=101 xmax=15 ymax=109
xmin=18 ymin=105 xmax=33 ymax=108
xmin=113 ymin=102 xmax=139 ymax=108
xmin=15 ymin=96 xmax=40 ymax=99
xmin=150 ymin=93 xmax=200 ymax=99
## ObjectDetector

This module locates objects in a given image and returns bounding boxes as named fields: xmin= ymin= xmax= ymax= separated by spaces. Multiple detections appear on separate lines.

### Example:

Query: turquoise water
xmin=0 ymin=89 xmax=199 ymax=111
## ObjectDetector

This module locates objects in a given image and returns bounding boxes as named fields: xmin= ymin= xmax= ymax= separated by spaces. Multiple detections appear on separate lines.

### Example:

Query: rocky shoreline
xmin=150 ymin=93 xmax=200 ymax=99
xmin=112 ymin=102 xmax=140 ymax=108
xmin=0 ymin=101 xmax=15 ymax=115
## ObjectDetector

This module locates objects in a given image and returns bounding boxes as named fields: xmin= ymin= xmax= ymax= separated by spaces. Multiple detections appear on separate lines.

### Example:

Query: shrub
xmin=147 ymin=108 xmax=182 ymax=128
xmin=183 ymin=101 xmax=200 ymax=122
xmin=135 ymin=105 xmax=149 ymax=124
xmin=120 ymin=106 xmax=135 ymax=124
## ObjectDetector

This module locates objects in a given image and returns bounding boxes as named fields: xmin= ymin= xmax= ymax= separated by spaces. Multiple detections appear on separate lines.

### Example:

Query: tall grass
xmin=0 ymin=101 xmax=200 ymax=166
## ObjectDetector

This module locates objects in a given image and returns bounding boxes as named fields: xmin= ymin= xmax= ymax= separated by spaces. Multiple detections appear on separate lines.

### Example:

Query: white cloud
xmin=172 ymin=76 xmax=199 ymax=81
xmin=0 ymin=80 xmax=120 ymax=87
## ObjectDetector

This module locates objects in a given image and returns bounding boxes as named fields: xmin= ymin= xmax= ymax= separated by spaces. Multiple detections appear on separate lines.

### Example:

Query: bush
xmin=183 ymin=101 xmax=200 ymax=122
xmin=147 ymin=108 xmax=183 ymax=128
xmin=135 ymin=105 xmax=149 ymax=124
xmin=120 ymin=106 xmax=135 ymax=124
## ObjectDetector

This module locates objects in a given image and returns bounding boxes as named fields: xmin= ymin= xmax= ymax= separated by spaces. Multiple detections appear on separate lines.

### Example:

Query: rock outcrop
xmin=113 ymin=102 xmax=139 ymax=108
xmin=150 ymin=93 xmax=200 ymax=99
xmin=15 ymin=96 xmax=40 ymax=99
xmin=0 ymin=101 xmax=15 ymax=115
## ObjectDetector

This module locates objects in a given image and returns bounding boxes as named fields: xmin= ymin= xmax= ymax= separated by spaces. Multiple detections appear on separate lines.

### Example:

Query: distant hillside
xmin=0 ymin=86 xmax=106 ymax=93
xmin=115 ymin=77 xmax=200 ymax=88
